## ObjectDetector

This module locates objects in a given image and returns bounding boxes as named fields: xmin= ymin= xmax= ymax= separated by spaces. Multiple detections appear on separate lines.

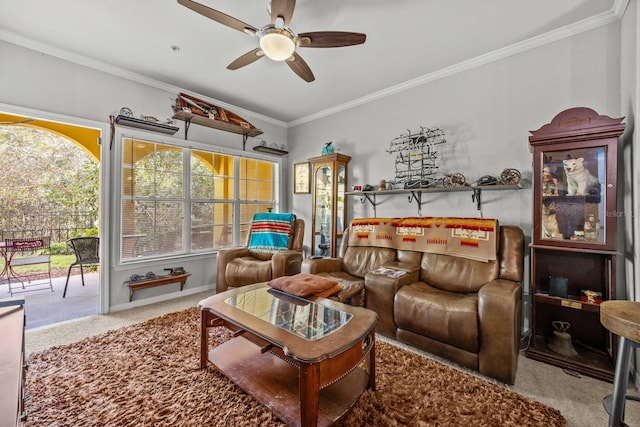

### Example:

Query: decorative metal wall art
xmin=386 ymin=126 xmax=447 ymax=189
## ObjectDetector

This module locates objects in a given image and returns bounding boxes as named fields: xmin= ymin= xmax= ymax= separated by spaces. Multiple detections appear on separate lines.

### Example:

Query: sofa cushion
xmin=420 ymin=253 xmax=499 ymax=293
xmin=394 ymin=282 xmax=479 ymax=353
xmin=225 ymin=257 xmax=272 ymax=287
xmin=342 ymin=246 xmax=396 ymax=278
xmin=268 ymin=272 xmax=339 ymax=297
xmin=314 ymin=271 xmax=365 ymax=306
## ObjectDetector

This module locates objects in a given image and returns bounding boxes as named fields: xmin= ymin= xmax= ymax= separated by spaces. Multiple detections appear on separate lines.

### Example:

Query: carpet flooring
xmin=24 ymin=307 xmax=566 ymax=426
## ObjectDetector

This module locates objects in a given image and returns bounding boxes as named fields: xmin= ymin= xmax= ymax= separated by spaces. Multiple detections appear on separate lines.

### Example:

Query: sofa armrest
xmin=272 ymin=250 xmax=303 ymax=278
xmin=301 ymin=257 xmax=344 ymax=274
xmin=365 ymin=270 xmax=420 ymax=339
xmin=215 ymin=247 xmax=250 ymax=293
xmin=478 ymin=279 xmax=522 ymax=384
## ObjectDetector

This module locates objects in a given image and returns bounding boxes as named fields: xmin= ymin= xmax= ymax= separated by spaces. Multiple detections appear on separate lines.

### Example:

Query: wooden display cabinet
xmin=526 ymin=107 xmax=625 ymax=381
xmin=309 ymin=153 xmax=350 ymax=258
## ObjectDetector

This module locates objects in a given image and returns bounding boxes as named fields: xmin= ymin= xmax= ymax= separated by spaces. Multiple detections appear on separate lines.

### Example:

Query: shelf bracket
xmin=109 ymin=115 xmax=115 ymax=150
xmin=183 ymin=118 xmax=192 ymax=140
xmin=472 ymin=188 xmax=482 ymax=210
xmin=408 ymin=191 xmax=424 ymax=216
xmin=358 ymin=193 xmax=378 ymax=217
xmin=242 ymin=132 xmax=249 ymax=151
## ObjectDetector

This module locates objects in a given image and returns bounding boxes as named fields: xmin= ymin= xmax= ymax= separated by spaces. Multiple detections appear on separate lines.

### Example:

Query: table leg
xmin=368 ymin=332 xmax=376 ymax=391
xmin=200 ymin=310 xmax=209 ymax=369
xmin=300 ymin=362 xmax=320 ymax=427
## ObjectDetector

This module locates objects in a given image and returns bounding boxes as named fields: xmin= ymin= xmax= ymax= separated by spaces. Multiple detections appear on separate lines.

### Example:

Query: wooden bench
xmin=124 ymin=272 xmax=191 ymax=301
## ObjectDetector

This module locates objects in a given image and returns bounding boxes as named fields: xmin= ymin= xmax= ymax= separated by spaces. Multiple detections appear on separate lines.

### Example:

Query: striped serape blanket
xmin=348 ymin=217 xmax=499 ymax=262
xmin=248 ymin=212 xmax=296 ymax=253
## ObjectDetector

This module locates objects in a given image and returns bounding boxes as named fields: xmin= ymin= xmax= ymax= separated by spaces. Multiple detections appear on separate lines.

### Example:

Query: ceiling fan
xmin=177 ymin=0 xmax=366 ymax=82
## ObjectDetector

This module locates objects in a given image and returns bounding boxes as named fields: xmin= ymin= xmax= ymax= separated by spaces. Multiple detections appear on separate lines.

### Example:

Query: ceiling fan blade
xmin=177 ymin=0 xmax=258 ymax=34
xmin=298 ymin=31 xmax=366 ymax=48
xmin=286 ymin=52 xmax=315 ymax=82
xmin=270 ymin=0 xmax=296 ymax=26
xmin=227 ymin=48 xmax=265 ymax=70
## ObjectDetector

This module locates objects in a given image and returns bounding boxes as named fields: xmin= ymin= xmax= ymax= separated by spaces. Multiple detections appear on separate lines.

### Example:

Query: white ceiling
xmin=0 ymin=0 xmax=622 ymax=124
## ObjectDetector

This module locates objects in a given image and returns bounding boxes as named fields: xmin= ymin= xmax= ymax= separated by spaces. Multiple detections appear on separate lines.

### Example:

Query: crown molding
xmin=0 ymin=1 xmax=629 ymax=130
xmin=288 ymin=2 xmax=628 ymax=128
xmin=0 ymin=29 xmax=287 ymax=129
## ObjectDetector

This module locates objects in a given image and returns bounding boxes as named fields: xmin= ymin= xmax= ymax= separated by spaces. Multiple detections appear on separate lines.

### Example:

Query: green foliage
xmin=50 ymin=242 xmax=73 ymax=255
xmin=0 ymin=126 xmax=99 ymax=236
xmin=69 ymin=228 xmax=98 ymax=238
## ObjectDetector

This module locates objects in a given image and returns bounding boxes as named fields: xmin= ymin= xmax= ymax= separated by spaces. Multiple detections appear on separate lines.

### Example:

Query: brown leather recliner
xmin=301 ymin=227 xmax=397 ymax=306
xmin=392 ymin=225 xmax=525 ymax=384
xmin=215 ymin=218 xmax=305 ymax=294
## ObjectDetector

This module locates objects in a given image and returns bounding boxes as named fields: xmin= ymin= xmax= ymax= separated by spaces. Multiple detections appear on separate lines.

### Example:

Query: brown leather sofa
xmin=216 ymin=218 xmax=305 ymax=294
xmin=302 ymin=223 xmax=525 ymax=384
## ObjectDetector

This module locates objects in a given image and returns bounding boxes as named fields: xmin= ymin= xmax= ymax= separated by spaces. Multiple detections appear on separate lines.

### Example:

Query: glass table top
xmin=224 ymin=287 xmax=352 ymax=341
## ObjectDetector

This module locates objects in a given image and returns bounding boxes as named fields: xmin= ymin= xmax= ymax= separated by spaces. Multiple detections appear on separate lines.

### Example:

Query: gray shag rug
xmin=25 ymin=307 xmax=566 ymax=426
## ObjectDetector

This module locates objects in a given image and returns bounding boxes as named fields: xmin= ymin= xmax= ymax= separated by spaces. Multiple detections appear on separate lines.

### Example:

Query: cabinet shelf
xmin=527 ymin=335 xmax=614 ymax=382
xmin=534 ymin=292 xmax=601 ymax=313
xmin=346 ymin=184 xmax=521 ymax=216
xmin=114 ymin=115 xmax=179 ymax=135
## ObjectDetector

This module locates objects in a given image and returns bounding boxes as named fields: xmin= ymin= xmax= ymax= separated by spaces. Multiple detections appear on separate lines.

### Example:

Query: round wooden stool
xmin=600 ymin=300 xmax=640 ymax=427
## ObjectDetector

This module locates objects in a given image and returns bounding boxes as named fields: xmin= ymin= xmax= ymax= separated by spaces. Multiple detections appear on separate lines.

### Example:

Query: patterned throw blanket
xmin=248 ymin=212 xmax=296 ymax=253
xmin=348 ymin=217 xmax=499 ymax=262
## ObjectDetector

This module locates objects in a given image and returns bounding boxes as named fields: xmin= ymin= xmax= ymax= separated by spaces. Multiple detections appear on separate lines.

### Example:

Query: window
xmin=120 ymin=138 xmax=278 ymax=261
xmin=190 ymin=150 xmax=234 ymax=251
xmin=239 ymin=158 xmax=275 ymax=243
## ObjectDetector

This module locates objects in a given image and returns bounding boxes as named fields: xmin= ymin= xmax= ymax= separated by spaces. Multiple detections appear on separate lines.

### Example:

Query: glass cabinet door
xmin=309 ymin=153 xmax=351 ymax=258
xmin=529 ymin=107 xmax=622 ymax=251
xmin=314 ymin=165 xmax=332 ymax=256
xmin=336 ymin=165 xmax=346 ymax=250
xmin=538 ymin=145 xmax=606 ymax=245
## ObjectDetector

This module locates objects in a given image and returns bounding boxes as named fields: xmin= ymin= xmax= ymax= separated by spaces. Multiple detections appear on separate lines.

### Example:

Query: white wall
xmin=289 ymin=23 xmax=621 ymax=230
xmin=287 ymin=22 xmax=623 ymax=332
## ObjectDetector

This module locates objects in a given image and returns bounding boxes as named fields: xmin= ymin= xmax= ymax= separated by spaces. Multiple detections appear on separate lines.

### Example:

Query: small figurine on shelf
xmin=583 ymin=213 xmax=600 ymax=241
xmin=580 ymin=289 xmax=603 ymax=304
xmin=321 ymin=141 xmax=335 ymax=155
xmin=541 ymin=202 xmax=564 ymax=239
xmin=548 ymin=321 xmax=578 ymax=357
xmin=569 ymin=227 xmax=585 ymax=241
xmin=562 ymin=157 xmax=600 ymax=196
xmin=542 ymin=166 xmax=559 ymax=196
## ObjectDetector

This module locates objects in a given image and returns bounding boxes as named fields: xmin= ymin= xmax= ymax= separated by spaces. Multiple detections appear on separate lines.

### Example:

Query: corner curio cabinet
xmin=309 ymin=153 xmax=350 ymax=258
xmin=526 ymin=107 xmax=625 ymax=381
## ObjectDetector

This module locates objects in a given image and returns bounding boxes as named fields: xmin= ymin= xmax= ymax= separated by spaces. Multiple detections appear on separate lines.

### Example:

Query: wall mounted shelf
xmin=114 ymin=115 xmax=179 ymax=135
xmin=345 ymin=184 xmax=521 ymax=216
xmin=253 ymin=145 xmax=288 ymax=156
xmin=172 ymin=111 xmax=263 ymax=148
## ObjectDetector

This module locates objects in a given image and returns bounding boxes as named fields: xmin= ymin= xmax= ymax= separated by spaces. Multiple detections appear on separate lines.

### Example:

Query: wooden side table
xmin=600 ymin=300 xmax=640 ymax=427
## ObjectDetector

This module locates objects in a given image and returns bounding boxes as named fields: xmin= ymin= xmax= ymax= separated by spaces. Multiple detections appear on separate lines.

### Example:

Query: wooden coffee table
xmin=199 ymin=283 xmax=377 ymax=427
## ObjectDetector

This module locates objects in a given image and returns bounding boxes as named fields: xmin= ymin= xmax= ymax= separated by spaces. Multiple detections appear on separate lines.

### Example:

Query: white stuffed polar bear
xmin=562 ymin=157 xmax=599 ymax=196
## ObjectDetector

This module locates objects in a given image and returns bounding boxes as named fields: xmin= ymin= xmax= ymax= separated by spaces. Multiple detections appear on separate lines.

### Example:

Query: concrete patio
xmin=1 ymin=271 xmax=99 ymax=330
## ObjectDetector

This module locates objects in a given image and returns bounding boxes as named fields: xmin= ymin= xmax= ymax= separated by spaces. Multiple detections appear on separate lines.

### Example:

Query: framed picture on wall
xmin=294 ymin=162 xmax=311 ymax=194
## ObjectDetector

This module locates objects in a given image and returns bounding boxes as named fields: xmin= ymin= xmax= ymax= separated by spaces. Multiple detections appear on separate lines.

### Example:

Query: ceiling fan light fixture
xmin=259 ymin=27 xmax=296 ymax=61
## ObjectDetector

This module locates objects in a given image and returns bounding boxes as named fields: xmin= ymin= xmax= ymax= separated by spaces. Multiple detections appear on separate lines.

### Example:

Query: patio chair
xmin=4 ymin=236 xmax=53 ymax=296
xmin=63 ymin=237 xmax=100 ymax=298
